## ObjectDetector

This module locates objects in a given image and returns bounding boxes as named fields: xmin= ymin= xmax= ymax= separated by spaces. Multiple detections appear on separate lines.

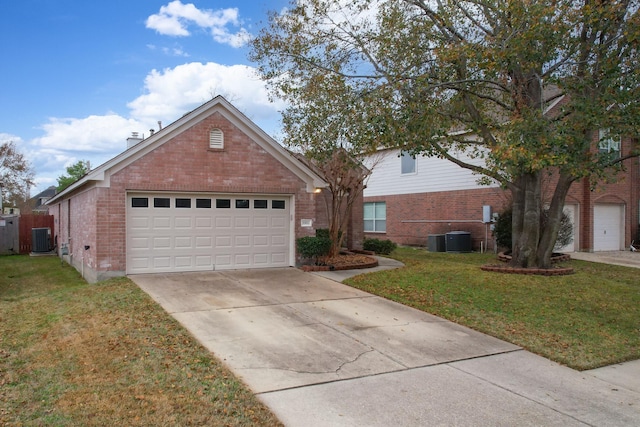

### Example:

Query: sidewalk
xmin=569 ymin=250 xmax=640 ymax=269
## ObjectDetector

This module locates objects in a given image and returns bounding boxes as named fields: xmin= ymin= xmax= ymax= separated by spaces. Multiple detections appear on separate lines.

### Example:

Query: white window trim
xmin=598 ymin=128 xmax=621 ymax=154
xmin=364 ymin=201 xmax=387 ymax=233
xmin=401 ymin=151 xmax=417 ymax=175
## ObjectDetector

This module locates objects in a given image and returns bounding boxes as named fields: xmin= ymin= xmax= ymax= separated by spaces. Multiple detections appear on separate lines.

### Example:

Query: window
xmin=364 ymin=202 xmax=386 ymax=232
xmin=235 ymin=199 xmax=250 ymax=209
xmin=131 ymin=197 xmax=149 ymax=208
xmin=254 ymin=200 xmax=268 ymax=209
xmin=154 ymin=198 xmax=170 ymax=208
xmin=272 ymin=200 xmax=286 ymax=209
xmin=216 ymin=199 xmax=231 ymax=208
xmin=176 ymin=198 xmax=191 ymax=208
xmin=401 ymin=151 xmax=416 ymax=175
xmin=209 ymin=128 xmax=224 ymax=149
xmin=196 ymin=198 xmax=211 ymax=208
xmin=599 ymin=129 xmax=621 ymax=157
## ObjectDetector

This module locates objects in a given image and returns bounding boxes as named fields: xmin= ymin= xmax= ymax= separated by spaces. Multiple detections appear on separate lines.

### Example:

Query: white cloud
xmin=25 ymin=62 xmax=283 ymax=196
xmin=32 ymin=114 xmax=144 ymax=153
xmin=127 ymin=62 xmax=285 ymax=125
xmin=146 ymin=1 xmax=251 ymax=47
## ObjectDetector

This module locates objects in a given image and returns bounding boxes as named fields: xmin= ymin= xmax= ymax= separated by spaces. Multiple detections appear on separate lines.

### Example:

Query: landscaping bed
xmin=301 ymin=253 xmax=378 ymax=271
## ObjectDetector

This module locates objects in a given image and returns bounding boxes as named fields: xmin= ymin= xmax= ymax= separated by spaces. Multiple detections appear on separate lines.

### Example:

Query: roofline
xmin=47 ymin=96 xmax=327 ymax=205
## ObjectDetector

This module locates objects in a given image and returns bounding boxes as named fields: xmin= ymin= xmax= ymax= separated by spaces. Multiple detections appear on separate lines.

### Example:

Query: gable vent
xmin=209 ymin=129 xmax=224 ymax=149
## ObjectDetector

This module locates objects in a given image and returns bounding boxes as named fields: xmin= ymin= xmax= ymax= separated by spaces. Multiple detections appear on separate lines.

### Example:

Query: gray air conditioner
xmin=32 ymin=227 xmax=51 ymax=253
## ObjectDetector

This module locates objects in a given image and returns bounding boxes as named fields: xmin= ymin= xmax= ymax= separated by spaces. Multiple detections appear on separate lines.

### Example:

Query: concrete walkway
xmin=569 ymin=250 xmax=640 ymax=269
xmin=131 ymin=259 xmax=640 ymax=426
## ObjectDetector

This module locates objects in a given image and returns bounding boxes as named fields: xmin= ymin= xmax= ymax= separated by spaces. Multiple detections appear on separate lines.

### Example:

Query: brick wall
xmin=50 ymin=109 xmax=328 ymax=280
xmin=365 ymin=136 xmax=639 ymax=252
xmin=365 ymin=187 xmax=508 ymax=250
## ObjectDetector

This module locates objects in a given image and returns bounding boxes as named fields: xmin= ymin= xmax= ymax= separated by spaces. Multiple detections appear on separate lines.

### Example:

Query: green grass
xmin=345 ymin=247 xmax=640 ymax=370
xmin=0 ymin=255 xmax=282 ymax=426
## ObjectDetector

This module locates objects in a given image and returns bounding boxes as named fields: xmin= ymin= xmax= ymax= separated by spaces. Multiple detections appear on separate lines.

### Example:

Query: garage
xmin=126 ymin=192 xmax=292 ymax=274
xmin=593 ymin=204 xmax=624 ymax=251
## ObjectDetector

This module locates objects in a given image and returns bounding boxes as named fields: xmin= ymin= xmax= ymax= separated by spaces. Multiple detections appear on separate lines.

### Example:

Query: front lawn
xmin=0 ymin=255 xmax=282 ymax=426
xmin=345 ymin=247 xmax=640 ymax=370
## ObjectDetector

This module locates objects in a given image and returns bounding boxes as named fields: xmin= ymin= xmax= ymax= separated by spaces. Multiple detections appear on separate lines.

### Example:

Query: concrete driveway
xmin=132 ymin=267 xmax=640 ymax=426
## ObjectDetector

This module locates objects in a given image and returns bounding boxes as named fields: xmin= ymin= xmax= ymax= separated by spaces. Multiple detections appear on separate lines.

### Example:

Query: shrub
xmin=363 ymin=238 xmax=397 ymax=255
xmin=493 ymin=207 xmax=573 ymax=251
xmin=296 ymin=236 xmax=331 ymax=264
xmin=493 ymin=209 xmax=512 ymax=250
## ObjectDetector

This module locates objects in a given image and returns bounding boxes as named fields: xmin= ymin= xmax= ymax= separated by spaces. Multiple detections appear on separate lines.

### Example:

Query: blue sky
xmin=0 ymin=0 xmax=289 ymax=195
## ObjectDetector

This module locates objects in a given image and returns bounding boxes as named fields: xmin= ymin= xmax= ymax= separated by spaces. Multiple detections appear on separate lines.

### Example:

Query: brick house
xmin=363 ymin=138 xmax=639 ymax=253
xmin=46 ymin=96 xmax=363 ymax=282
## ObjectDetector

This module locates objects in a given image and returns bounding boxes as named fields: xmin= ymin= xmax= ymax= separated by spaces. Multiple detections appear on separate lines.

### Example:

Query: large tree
xmin=251 ymin=0 xmax=640 ymax=268
xmin=0 ymin=141 xmax=35 ymax=209
xmin=57 ymin=160 xmax=91 ymax=192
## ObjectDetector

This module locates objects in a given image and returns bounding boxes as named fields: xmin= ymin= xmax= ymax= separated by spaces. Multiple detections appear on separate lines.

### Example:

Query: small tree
xmin=302 ymin=149 xmax=370 ymax=258
xmin=0 ymin=140 xmax=35 ymax=209
xmin=57 ymin=160 xmax=91 ymax=192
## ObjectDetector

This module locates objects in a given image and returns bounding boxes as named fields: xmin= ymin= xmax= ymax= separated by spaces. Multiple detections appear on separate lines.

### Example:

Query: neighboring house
xmin=46 ymin=96 xmax=360 ymax=283
xmin=30 ymin=186 xmax=57 ymax=213
xmin=364 ymin=138 xmax=640 ymax=253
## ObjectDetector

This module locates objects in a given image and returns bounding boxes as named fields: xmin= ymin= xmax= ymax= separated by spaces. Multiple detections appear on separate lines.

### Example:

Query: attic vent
xmin=209 ymin=129 xmax=224 ymax=149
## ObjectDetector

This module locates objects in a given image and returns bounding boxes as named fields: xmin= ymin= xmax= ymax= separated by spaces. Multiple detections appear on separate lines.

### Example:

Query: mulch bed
xmin=300 ymin=253 xmax=378 ymax=272
xmin=482 ymin=252 xmax=574 ymax=276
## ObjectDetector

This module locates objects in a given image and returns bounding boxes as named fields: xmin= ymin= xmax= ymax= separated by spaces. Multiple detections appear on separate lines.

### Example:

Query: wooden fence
xmin=18 ymin=214 xmax=55 ymax=254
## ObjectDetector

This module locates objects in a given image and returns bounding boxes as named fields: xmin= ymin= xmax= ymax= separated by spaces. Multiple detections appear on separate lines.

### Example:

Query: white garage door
xmin=594 ymin=204 xmax=624 ymax=251
xmin=126 ymin=193 xmax=292 ymax=274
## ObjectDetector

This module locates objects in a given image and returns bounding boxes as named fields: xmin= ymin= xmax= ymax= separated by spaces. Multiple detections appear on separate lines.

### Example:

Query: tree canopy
xmin=0 ymin=141 xmax=35 ymax=208
xmin=251 ymin=0 xmax=640 ymax=268
xmin=57 ymin=160 xmax=91 ymax=192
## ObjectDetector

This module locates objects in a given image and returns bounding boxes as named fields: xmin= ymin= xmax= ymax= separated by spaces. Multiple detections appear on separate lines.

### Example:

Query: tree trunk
xmin=536 ymin=173 xmax=574 ymax=268
xmin=510 ymin=172 xmax=542 ymax=268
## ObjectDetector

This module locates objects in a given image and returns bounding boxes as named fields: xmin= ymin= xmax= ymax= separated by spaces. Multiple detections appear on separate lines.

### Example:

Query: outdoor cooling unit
xmin=32 ymin=227 xmax=51 ymax=253
xmin=446 ymin=231 xmax=472 ymax=253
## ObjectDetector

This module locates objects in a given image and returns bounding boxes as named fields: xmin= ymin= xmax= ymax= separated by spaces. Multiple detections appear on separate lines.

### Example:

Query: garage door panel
xmin=235 ymin=217 xmax=251 ymax=227
xmin=153 ymin=237 xmax=171 ymax=249
xmin=129 ymin=257 xmax=149 ymax=269
xmin=175 ymin=217 xmax=192 ymax=228
xmin=271 ymin=217 xmax=286 ymax=228
xmin=195 ymin=236 xmax=212 ymax=248
xmin=195 ymin=255 xmax=213 ymax=267
xmin=235 ymin=235 xmax=250 ymax=246
xmin=130 ymin=217 xmax=150 ymax=229
xmin=175 ymin=236 xmax=192 ymax=248
xmin=216 ymin=217 xmax=232 ymax=227
xmin=195 ymin=217 xmax=212 ymax=228
xmin=153 ymin=257 xmax=171 ymax=268
xmin=175 ymin=256 xmax=193 ymax=268
xmin=215 ymin=254 xmax=232 ymax=267
xmin=271 ymin=252 xmax=286 ymax=263
xmin=216 ymin=236 xmax=232 ymax=247
xmin=127 ymin=193 xmax=291 ymax=274
xmin=254 ymin=216 xmax=269 ymax=227
xmin=272 ymin=235 xmax=286 ymax=246
xmin=254 ymin=235 xmax=268 ymax=246
xmin=254 ymin=253 xmax=268 ymax=264
xmin=130 ymin=237 xmax=150 ymax=249
xmin=234 ymin=254 xmax=251 ymax=265
xmin=153 ymin=217 xmax=171 ymax=228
